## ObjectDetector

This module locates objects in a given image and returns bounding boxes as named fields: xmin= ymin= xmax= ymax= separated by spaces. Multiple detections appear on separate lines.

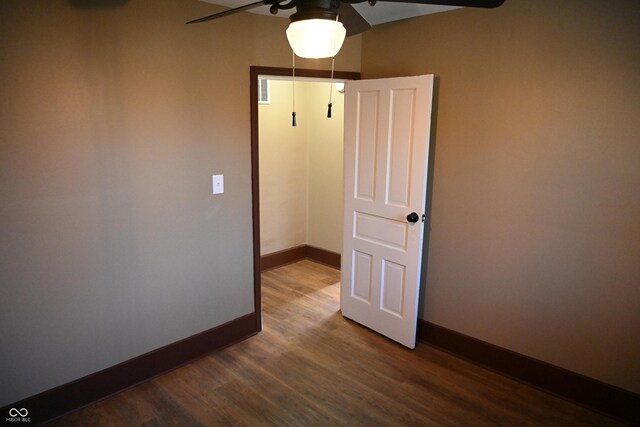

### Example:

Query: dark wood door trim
xmin=250 ymin=66 xmax=360 ymax=332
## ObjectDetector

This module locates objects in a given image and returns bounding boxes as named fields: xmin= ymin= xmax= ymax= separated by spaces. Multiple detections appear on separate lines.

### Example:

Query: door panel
xmin=341 ymin=75 xmax=433 ymax=349
xmin=352 ymin=250 xmax=373 ymax=303
xmin=354 ymin=91 xmax=379 ymax=201
xmin=386 ymin=88 xmax=416 ymax=209
xmin=380 ymin=259 xmax=406 ymax=317
xmin=354 ymin=212 xmax=408 ymax=251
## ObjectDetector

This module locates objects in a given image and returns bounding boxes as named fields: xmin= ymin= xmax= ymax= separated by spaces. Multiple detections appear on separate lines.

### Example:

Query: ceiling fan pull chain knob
xmin=292 ymin=111 xmax=297 ymax=127
xmin=327 ymin=102 xmax=332 ymax=118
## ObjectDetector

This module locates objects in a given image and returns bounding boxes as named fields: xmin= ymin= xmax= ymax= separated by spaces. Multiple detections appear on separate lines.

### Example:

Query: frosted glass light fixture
xmin=286 ymin=19 xmax=346 ymax=59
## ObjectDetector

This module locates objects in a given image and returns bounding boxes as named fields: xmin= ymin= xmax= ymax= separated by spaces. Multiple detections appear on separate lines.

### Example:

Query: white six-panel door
xmin=341 ymin=75 xmax=434 ymax=349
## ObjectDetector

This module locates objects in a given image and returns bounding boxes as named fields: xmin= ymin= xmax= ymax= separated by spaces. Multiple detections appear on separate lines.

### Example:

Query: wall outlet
xmin=212 ymin=174 xmax=224 ymax=195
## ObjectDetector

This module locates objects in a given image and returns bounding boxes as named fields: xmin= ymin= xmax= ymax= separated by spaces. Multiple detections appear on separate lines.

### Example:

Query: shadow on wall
xmin=418 ymin=76 xmax=440 ymax=319
xmin=69 ymin=0 xmax=129 ymax=9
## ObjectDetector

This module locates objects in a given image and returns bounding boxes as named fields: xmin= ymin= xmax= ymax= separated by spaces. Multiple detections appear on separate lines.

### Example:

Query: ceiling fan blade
xmin=186 ymin=0 xmax=268 ymax=24
xmin=372 ymin=0 xmax=505 ymax=7
xmin=339 ymin=3 xmax=372 ymax=36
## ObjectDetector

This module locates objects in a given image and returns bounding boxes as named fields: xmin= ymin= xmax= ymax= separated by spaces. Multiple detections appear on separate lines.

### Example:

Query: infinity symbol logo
xmin=9 ymin=408 xmax=28 ymax=417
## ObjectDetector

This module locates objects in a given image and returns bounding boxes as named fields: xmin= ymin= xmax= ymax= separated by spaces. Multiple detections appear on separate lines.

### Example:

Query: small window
xmin=258 ymin=79 xmax=270 ymax=104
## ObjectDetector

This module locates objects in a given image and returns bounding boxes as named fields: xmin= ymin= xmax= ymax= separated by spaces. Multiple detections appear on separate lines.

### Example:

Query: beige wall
xmin=259 ymin=80 xmax=308 ymax=254
xmin=306 ymin=83 xmax=345 ymax=254
xmin=260 ymin=80 xmax=344 ymax=255
xmin=361 ymin=0 xmax=640 ymax=393
xmin=3 ymin=0 xmax=637 ymax=408
xmin=0 ymin=0 xmax=360 ymax=406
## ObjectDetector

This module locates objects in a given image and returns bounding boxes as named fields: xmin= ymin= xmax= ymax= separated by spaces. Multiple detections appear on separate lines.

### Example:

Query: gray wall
xmin=0 ymin=0 xmax=361 ymax=406
xmin=361 ymin=0 xmax=640 ymax=393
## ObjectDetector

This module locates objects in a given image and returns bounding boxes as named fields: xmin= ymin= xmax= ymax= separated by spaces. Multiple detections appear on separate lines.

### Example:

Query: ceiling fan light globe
xmin=286 ymin=19 xmax=346 ymax=59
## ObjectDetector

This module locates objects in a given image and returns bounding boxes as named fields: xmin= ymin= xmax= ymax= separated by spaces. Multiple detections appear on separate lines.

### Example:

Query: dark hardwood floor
xmin=48 ymin=260 xmax=623 ymax=426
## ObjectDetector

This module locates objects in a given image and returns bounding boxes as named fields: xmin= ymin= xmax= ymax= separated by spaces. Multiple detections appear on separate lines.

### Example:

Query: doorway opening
xmin=249 ymin=66 xmax=360 ymax=331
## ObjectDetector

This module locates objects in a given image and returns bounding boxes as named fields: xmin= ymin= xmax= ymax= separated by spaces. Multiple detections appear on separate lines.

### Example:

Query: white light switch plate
xmin=212 ymin=174 xmax=224 ymax=194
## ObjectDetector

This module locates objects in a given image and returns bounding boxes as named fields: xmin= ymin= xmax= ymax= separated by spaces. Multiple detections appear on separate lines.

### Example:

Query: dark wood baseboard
xmin=418 ymin=320 xmax=640 ymax=425
xmin=261 ymin=245 xmax=341 ymax=271
xmin=305 ymin=245 xmax=341 ymax=269
xmin=2 ymin=312 xmax=258 ymax=426
xmin=260 ymin=245 xmax=307 ymax=271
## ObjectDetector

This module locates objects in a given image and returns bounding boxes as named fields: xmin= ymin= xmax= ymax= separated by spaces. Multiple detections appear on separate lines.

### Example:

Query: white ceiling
xmin=352 ymin=3 xmax=458 ymax=25
xmin=200 ymin=0 xmax=459 ymax=26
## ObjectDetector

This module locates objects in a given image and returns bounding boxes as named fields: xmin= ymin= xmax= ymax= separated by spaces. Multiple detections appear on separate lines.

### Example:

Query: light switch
xmin=212 ymin=174 xmax=224 ymax=195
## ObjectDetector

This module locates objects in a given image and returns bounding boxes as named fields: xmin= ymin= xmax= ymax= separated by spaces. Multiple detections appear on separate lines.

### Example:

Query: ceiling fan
xmin=188 ymin=0 xmax=505 ymax=58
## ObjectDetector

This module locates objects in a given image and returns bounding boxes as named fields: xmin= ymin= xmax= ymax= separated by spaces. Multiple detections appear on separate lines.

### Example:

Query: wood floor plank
xmin=211 ymin=350 xmax=345 ymax=426
xmin=47 ymin=260 xmax=624 ymax=426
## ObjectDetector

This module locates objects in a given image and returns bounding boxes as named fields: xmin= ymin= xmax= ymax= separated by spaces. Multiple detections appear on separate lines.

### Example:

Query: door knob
xmin=406 ymin=212 xmax=420 ymax=223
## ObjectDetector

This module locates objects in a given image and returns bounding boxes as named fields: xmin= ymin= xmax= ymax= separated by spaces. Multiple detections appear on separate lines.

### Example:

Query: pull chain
xmin=292 ymin=51 xmax=297 ymax=127
xmin=327 ymin=56 xmax=335 ymax=118
xmin=327 ymin=14 xmax=340 ymax=119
